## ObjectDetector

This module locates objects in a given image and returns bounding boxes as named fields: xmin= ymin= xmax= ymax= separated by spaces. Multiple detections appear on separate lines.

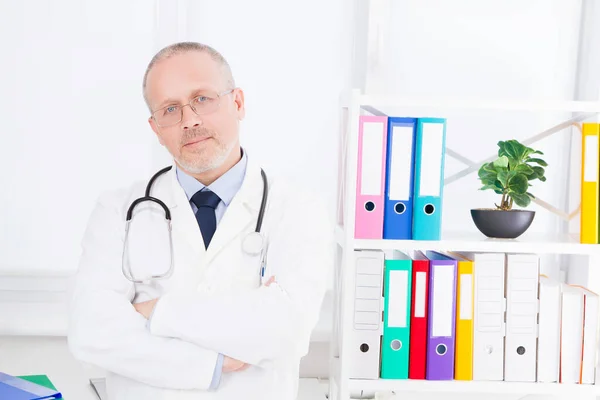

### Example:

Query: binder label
xmin=360 ymin=122 xmax=385 ymax=195
xmin=419 ymin=123 xmax=444 ymax=197
xmin=459 ymin=274 xmax=473 ymax=320
xmin=388 ymin=270 xmax=409 ymax=327
xmin=415 ymin=271 xmax=427 ymax=318
xmin=584 ymin=135 xmax=598 ymax=182
xmin=389 ymin=126 xmax=414 ymax=200
xmin=432 ymin=265 xmax=454 ymax=337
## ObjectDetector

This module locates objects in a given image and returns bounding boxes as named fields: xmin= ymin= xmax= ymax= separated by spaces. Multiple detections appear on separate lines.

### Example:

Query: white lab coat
xmin=67 ymin=155 xmax=334 ymax=400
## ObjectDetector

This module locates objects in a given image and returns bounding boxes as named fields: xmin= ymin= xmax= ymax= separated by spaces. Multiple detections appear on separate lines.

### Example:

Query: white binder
xmin=349 ymin=250 xmax=384 ymax=379
xmin=504 ymin=254 xmax=539 ymax=382
xmin=560 ymin=284 xmax=584 ymax=384
xmin=459 ymin=252 xmax=506 ymax=381
xmin=576 ymin=286 xmax=599 ymax=384
xmin=537 ymin=275 xmax=562 ymax=383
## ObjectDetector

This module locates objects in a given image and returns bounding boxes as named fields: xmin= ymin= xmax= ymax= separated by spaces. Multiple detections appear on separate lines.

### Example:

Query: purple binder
xmin=425 ymin=252 xmax=457 ymax=380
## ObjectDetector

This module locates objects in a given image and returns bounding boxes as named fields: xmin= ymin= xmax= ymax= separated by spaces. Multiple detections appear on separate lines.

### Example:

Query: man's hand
xmin=264 ymin=276 xmax=275 ymax=286
xmin=133 ymin=298 xmax=158 ymax=319
xmin=223 ymin=356 xmax=250 ymax=372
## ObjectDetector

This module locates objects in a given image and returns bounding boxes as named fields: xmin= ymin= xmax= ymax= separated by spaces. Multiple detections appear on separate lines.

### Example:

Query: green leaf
xmin=479 ymin=184 xmax=497 ymax=191
xmin=526 ymin=157 xmax=548 ymax=167
xmin=478 ymin=163 xmax=498 ymax=186
xmin=494 ymin=180 xmax=504 ymax=193
xmin=479 ymin=182 xmax=504 ymax=195
xmin=508 ymin=173 xmax=528 ymax=194
xmin=530 ymin=166 xmax=546 ymax=181
xmin=493 ymin=156 xmax=509 ymax=168
xmin=501 ymin=140 xmax=528 ymax=163
xmin=497 ymin=140 xmax=507 ymax=157
xmin=497 ymin=170 xmax=511 ymax=188
xmin=514 ymin=164 xmax=534 ymax=175
xmin=510 ymin=192 xmax=532 ymax=207
xmin=482 ymin=161 xmax=497 ymax=173
xmin=526 ymin=191 xmax=535 ymax=199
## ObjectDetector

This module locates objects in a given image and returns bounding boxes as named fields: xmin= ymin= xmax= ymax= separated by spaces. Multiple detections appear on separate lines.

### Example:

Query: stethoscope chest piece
xmin=242 ymin=231 xmax=265 ymax=256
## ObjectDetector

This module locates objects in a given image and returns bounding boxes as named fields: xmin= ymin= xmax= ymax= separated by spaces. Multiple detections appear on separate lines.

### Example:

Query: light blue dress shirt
xmin=175 ymin=149 xmax=247 ymax=390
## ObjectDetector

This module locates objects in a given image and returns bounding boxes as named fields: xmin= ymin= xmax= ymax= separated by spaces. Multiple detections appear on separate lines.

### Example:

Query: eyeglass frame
xmin=150 ymin=88 xmax=235 ymax=128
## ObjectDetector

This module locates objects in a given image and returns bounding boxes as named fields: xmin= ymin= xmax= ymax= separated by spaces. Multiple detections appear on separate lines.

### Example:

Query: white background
xmin=1 ymin=0 xmax=599 ymax=390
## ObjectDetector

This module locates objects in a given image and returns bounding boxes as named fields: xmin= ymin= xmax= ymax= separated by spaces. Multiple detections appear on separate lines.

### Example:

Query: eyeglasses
xmin=151 ymin=89 xmax=234 ymax=127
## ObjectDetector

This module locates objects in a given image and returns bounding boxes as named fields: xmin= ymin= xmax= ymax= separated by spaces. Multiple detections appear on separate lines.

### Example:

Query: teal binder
xmin=412 ymin=117 xmax=447 ymax=240
xmin=381 ymin=251 xmax=413 ymax=379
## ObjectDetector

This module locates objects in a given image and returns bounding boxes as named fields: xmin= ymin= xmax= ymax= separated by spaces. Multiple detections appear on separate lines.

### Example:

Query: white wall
xmin=0 ymin=0 xmax=157 ymax=276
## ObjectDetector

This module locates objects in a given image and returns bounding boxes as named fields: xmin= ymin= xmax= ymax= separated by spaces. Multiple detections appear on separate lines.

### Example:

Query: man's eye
xmin=165 ymin=106 xmax=177 ymax=114
xmin=197 ymin=96 xmax=209 ymax=102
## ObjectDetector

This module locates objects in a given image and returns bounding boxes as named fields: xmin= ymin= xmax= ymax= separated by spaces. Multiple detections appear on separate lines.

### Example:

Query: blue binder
xmin=412 ymin=118 xmax=446 ymax=240
xmin=383 ymin=117 xmax=417 ymax=240
xmin=0 ymin=372 xmax=62 ymax=399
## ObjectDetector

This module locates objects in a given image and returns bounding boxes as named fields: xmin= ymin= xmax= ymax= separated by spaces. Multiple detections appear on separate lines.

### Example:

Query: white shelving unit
xmin=328 ymin=89 xmax=600 ymax=400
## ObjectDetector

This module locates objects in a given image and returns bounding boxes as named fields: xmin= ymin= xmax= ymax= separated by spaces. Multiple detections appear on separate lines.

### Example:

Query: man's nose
xmin=181 ymin=104 xmax=203 ymax=130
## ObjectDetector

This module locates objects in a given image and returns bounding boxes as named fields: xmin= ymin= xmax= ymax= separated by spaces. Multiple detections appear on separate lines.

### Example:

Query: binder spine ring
xmin=394 ymin=202 xmax=406 ymax=214
xmin=364 ymin=201 xmax=375 ymax=212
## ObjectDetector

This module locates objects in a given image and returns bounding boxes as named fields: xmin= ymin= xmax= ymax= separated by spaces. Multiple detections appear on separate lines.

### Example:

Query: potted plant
xmin=471 ymin=139 xmax=548 ymax=239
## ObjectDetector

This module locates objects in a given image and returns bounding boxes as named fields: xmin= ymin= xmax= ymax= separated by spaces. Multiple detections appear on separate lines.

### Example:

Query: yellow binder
xmin=448 ymin=252 xmax=474 ymax=380
xmin=581 ymin=123 xmax=600 ymax=244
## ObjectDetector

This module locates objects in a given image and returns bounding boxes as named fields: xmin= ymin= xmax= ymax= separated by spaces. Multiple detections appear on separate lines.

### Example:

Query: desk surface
xmin=0 ymin=336 xmax=328 ymax=399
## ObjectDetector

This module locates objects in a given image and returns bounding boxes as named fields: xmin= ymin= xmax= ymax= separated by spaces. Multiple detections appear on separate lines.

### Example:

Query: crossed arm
xmin=132 ymin=199 xmax=332 ymax=368
xmin=68 ymin=199 xmax=224 ymax=390
xmin=69 ymin=191 xmax=332 ymax=390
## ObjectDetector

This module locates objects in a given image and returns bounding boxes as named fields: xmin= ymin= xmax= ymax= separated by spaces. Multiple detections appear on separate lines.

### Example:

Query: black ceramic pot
xmin=470 ymin=209 xmax=535 ymax=239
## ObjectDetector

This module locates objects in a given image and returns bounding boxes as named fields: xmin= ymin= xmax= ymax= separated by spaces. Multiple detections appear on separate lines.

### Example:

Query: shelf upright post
xmin=332 ymin=88 xmax=363 ymax=400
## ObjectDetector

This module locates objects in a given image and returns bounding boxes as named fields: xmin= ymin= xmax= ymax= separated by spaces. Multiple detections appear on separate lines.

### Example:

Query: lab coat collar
xmin=158 ymin=151 xmax=265 ymax=261
xmin=165 ymin=151 xmax=264 ymax=212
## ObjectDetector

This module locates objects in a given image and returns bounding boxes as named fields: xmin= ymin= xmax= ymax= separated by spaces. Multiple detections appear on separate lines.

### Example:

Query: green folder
xmin=17 ymin=375 xmax=63 ymax=398
xmin=381 ymin=252 xmax=413 ymax=379
xmin=17 ymin=375 xmax=57 ymax=390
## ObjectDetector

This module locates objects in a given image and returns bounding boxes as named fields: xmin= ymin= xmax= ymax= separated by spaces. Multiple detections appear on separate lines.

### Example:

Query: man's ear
xmin=148 ymin=117 xmax=165 ymax=146
xmin=233 ymin=88 xmax=245 ymax=121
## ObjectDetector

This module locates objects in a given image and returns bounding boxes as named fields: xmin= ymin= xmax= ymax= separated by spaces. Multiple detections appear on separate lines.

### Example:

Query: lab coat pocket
xmin=229 ymin=253 xmax=263 ymax=290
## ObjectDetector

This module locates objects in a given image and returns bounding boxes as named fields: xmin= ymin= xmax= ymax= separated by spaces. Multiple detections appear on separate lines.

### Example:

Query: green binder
xmin=18 ymin=375 xmax=57 ymax=391
xmin=18 ymin=375 xmax=63 ymax=399
xmin=381 ymin=252 xmax=413 ymax=379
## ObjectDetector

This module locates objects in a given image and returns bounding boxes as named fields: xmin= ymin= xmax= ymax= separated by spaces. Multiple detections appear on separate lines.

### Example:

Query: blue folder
xmin=0 ymin=372 xmax=62 ymax=399
xmin=383 ymin=117 xmax=417 ymax=240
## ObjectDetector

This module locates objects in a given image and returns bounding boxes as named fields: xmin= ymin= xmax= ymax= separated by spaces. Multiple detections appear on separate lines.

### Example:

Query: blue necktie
xmin=190 ymin=189 xmax=221 ymax=249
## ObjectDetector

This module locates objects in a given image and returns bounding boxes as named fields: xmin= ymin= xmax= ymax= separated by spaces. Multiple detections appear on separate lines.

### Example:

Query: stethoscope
xmin=121 ymin=165 xmax=269 ymax=284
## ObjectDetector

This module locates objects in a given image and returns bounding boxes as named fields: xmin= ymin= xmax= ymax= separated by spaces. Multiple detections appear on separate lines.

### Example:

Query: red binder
xmin=408 ymin=252 xmax=430 ymax=379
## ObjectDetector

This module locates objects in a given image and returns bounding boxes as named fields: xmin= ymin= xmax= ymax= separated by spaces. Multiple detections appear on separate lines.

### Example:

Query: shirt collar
xmin=176 ymin=148 xmax=248 ymax=207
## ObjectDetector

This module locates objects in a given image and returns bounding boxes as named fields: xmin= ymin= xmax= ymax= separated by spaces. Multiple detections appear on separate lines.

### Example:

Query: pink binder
xmin=355 ymin=115 xmax=388 ymax=239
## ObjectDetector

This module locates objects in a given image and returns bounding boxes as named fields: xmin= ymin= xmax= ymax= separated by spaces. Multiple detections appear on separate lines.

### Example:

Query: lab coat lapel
xmin=203 ymin=158 xmax=264 ymax=266
xmin=152 ymin=163 xmax=206 ymax=256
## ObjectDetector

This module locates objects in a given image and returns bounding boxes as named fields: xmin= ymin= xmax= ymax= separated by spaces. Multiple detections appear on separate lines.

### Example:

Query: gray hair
xmin=142 ymin=41 xmax=235 ymax=111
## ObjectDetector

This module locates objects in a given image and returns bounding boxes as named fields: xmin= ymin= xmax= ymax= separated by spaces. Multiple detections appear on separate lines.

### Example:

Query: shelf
xmin=357 ymin=95 xmax=600 ymax=113
xmin=347 ymin=378 xmax=600 ymax=396
xmin=336 ymin=226 xmax=600 ymax=256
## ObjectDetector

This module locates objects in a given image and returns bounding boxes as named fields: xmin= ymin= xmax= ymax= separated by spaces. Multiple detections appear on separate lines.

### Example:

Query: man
xmin=67 ymin=42 xmax=333 ymax=400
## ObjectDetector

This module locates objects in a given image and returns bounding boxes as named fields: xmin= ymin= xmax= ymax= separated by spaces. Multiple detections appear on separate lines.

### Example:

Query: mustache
xmin=181 ymin=128 xmax=214 ymax=145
